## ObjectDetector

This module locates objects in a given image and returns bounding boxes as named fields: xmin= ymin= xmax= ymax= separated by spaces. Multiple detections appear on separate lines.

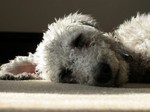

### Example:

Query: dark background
xmin=0 ymin=0 xmax=150 ymax=63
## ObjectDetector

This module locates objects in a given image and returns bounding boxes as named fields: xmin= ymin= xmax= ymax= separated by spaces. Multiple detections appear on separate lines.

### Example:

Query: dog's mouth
xmin=93 ymin=72 xmax=120 ymax=87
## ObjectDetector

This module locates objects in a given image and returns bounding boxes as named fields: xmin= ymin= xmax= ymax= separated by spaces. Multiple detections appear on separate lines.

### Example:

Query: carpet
xmin=0 ymin=80 xmax=150 ymax=112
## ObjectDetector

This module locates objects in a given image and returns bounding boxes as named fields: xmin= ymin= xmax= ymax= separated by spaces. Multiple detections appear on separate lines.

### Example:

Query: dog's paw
xmin=0 ymin=54 xmax=41 ymax=80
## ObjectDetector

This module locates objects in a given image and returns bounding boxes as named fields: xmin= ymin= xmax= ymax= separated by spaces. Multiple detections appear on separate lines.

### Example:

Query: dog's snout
xmin=94 ymin=63 xmax=112 ymax=84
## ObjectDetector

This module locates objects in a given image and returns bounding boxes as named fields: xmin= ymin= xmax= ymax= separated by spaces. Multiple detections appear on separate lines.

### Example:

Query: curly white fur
xmin=1 ymin=12 xmax=150 ymax=87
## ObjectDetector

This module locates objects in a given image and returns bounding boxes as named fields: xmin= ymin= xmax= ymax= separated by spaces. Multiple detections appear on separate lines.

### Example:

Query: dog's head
xmin=35 ymin=13 xmax=129 ymax=87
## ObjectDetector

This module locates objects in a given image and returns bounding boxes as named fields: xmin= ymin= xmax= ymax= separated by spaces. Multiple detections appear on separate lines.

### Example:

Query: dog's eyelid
xmin=71 ymin=33 xmax=85 ymax=48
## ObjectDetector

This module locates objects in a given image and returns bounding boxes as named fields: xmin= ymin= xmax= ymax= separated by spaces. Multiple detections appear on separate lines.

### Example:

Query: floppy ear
xmin=79 ymin=20 xmax=99 ymax=29
xmin=0 ymin=53 xmax=40 ymax=80
xmin=65 ymin=12 xmax=99 ymax=29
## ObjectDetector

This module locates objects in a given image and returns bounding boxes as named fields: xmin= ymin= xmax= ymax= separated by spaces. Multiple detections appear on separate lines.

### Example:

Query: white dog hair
xmin=1 ymin=12 xmax=150 ymax=87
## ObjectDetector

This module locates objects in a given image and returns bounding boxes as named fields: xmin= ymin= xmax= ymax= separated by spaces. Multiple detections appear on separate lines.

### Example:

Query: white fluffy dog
xmin=1 ymin=13 xmax=150 ymax=87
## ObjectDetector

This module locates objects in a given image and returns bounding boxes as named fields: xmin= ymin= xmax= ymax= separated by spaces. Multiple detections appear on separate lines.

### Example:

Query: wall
xmin=0 ymin=0 xmax=150 ymax=32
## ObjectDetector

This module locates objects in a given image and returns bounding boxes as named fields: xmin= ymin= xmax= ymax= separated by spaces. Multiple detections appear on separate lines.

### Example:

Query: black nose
xmin=94 ymin=63 xmax=112 ymax=84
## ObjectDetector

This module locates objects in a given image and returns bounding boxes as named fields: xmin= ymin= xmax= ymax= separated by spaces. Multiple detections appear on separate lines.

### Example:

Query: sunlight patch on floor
xmin=0 ymin=92 xmax=150 ymax=111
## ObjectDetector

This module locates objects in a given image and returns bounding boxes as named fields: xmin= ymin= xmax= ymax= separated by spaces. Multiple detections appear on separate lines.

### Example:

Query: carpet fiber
xmin=0 ymin=80 xmax=150 ymax=112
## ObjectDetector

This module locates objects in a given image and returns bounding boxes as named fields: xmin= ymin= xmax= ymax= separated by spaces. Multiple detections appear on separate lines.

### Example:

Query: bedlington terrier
xmin=0 ymin=13 xmax=150 ymax=87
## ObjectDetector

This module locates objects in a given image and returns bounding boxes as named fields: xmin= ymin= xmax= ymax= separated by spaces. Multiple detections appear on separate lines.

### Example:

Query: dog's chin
xmin=92 ymin=76 xmax=127 ymax=87
xmin=93 ymin=80 xmax=116 ymax=87
xmin=93 ymin=74 xmax=124 ymax=87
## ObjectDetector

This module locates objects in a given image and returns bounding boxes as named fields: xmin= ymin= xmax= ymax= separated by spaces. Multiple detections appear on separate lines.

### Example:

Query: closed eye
xmin=71 ymin=34 xmax=87 ymax=48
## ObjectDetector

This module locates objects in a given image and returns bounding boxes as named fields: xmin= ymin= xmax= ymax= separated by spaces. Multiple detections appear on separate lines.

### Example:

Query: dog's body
xmin=1 ymin=13 xmax=150 ymax=87
xmin=114 ymin=13 xmax=150 ymax=83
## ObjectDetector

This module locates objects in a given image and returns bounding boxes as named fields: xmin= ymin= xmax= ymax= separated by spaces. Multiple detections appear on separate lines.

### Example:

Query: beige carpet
xmin=0 ymin=80 xmax=150 ymax=112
